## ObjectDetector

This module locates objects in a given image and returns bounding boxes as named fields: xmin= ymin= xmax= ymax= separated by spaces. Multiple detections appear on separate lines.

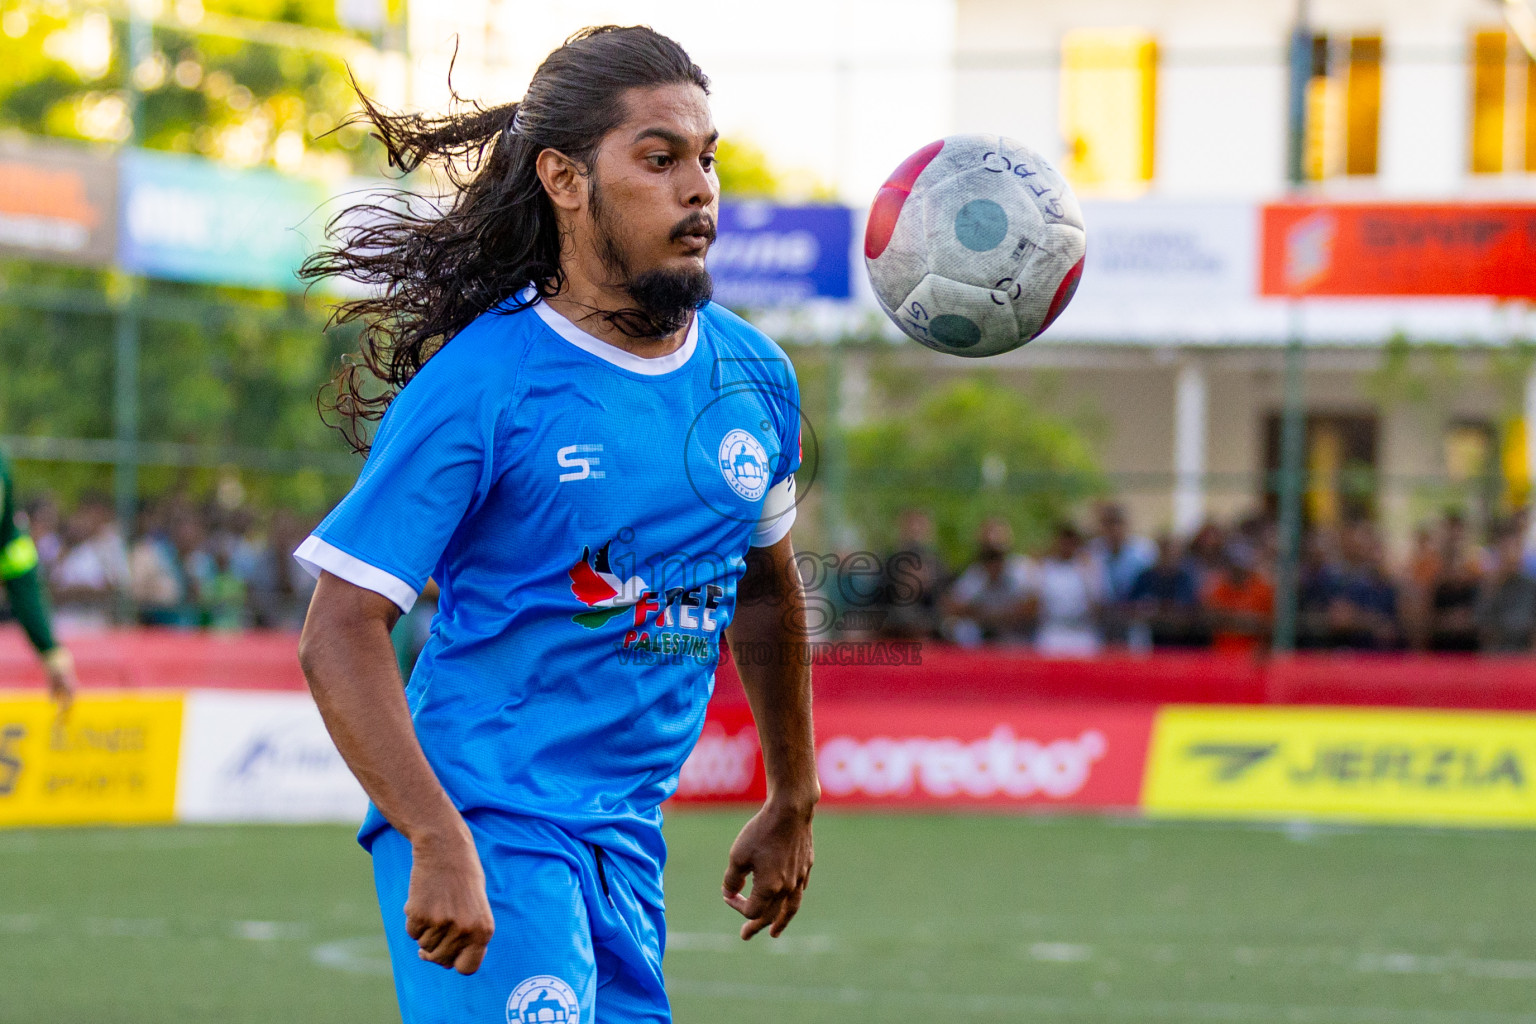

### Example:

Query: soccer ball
xmin=864 ymin=134 xmax=1086 ymax=357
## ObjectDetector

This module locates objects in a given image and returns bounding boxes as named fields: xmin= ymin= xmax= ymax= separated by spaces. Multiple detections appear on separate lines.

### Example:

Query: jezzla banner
xmin=708 ymin=203 xmax=853 ymax=306
xmin=1143 ymin=705 xmax=1536 ymax=826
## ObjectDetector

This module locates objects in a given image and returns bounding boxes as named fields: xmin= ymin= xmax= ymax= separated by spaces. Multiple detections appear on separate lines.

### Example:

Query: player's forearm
xmin=4 ymin=568 xmax=58 ymax=655
xmin=298 ymin=578 xmax=467 ymax=846
xmin=729 ymin=543 xmax=819 ymax=813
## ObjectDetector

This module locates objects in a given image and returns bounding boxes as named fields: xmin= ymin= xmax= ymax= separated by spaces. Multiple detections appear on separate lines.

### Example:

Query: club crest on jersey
xmin=718 ymin=428 xmax=770 ymax=501
xmin=507 ymin=975 xmax=580 ymax=1024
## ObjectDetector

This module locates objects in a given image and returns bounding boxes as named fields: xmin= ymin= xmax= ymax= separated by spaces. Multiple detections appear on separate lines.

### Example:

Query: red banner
xmin=671 ymin=702 xmax=1154 ymax=808
xmin=1260 ymin=202 xmax=1536 ymax=298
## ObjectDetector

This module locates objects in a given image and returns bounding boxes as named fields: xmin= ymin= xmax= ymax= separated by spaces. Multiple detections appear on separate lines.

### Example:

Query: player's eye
xmin=647 ymin=153 xmax=673 ymax=168
xmin=701 ymin=154 xmax=716 ymax=171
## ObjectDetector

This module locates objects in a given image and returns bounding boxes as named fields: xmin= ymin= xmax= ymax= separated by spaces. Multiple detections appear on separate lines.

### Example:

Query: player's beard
xmin=590 ymin=176 xmax=714 ymax=339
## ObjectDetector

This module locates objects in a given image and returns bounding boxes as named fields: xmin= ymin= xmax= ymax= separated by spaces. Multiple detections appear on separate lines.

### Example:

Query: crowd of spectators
xmin=12 ymin=486 xmax=1536 ymax=660
xmin=18 ymin=491 xmax=319 ymax=632
xmin=867 ymin=504 xmax=1536 ymax=657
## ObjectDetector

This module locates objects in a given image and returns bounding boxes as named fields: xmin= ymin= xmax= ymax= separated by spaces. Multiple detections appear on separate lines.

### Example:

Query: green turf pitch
xmin=3 ymin=813 xmax=1536 ymax=1022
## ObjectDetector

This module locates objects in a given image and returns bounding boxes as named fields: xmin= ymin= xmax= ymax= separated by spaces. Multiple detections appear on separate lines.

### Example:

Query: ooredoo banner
xmin=672 ymin=702 xmax=1154 ymax=809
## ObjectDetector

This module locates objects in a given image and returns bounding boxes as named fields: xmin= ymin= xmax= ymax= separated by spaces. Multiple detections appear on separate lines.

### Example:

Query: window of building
xmin=1469 ymin=29 xmax=1536 ymax=174
xmin=1304 ymin=34 xmax=1382 ymax=180
xmin=1060 ymin=29 xmax=1157 ymax=191
xmin=1263 ymin=412 xmax=1379 ymax=525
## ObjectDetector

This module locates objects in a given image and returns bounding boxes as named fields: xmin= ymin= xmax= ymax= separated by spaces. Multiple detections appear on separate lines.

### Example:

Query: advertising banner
xmin=708 ymin=203 xmax=853 ymax=306
xmin=176 ymin=691 xmax=367 ymax=823
xmin=0 ymin=692 xmax=182 ymax=826
xmin=1143 ymin=705 xmax=1536 ymax=827
xmin=118 ymin=149 xmax=329 ymax=291
xmin=1260 ymin=203 xmax=1536 ymax=298
xmin=672 ymin=702 xmax=1154 ymax=808
xmin=0 ymin=138 xmax=117 ymax=265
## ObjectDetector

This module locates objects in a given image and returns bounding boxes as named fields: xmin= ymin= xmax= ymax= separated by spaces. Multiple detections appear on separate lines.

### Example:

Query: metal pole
xmin=1286 ymin=0 xmax=1312 ymax=187
xmin=1273 ymin=307 xmax=1307 ymax=653
xmin=1273 ymin=0 xmax=1311 ymax=654
xmin=113 ymin=5 xmax=150 ymax=586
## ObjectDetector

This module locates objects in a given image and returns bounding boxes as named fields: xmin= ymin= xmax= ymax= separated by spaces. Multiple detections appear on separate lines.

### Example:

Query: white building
xmin=937 ymin=0 xmax=1536 ymax=543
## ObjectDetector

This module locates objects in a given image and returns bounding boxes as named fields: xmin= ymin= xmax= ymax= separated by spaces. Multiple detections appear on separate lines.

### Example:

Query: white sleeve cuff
xmin=293 ymin=535 xmax=420 ymax=613
xmin=750 ymin=476 xmax=797 ymax=548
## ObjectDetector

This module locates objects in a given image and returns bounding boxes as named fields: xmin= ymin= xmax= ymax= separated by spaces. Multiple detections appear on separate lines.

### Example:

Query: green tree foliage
xmin=0 ymin=0 xmax=381 ymax=174
xmin=843 ymin=376 xmax=1105 ymax=565
xmin=0 ymin=261 xmax=357 ymax=513
xmin=715 ymin=137 xmax=781 ymax=197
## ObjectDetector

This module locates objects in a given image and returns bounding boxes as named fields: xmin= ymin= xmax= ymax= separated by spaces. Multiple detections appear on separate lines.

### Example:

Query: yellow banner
xmin=0 ymin=692 xmax=183 ymax=825
xmin=1143 ymin=705 xmax=1536 ymax=827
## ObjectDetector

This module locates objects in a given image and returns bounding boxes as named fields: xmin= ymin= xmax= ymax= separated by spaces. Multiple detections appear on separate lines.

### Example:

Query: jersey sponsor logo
xmin=718 ymin=428 xmax=770 ymax=501
xmin=556 ymin=443 xmax=604 ymax=483
xmin=567 ymin=537 xmax=726 ymax=664
xmin=506 ymin=975 xmax=580 ymax=1024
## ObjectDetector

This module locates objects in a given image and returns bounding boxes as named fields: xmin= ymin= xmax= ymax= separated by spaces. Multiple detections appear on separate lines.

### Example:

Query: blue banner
xmin=708 ymin=203 xmax=853 ymax=306
xmin=118 ymin=150 xmax=329 ymax=291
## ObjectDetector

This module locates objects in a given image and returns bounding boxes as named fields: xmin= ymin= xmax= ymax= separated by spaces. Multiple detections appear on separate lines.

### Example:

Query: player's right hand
xmin=404 ymin=827 xmax=496 ymax=975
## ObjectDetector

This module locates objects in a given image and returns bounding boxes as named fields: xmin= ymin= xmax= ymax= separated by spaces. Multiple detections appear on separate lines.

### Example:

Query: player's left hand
xmin=41 ymin=647 xmax=76 ymax=717
xmin=722 ymin=799 xmax=814 ymax=940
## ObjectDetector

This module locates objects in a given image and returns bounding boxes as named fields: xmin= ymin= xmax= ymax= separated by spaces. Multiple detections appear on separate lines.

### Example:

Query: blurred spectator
xmin=943 ymin=518 xmax=1034 ymax=648
xmin=1322 ymin=521 xmax=1400 ymax=650
xmin=1127 ymin=534 xmax=1203 ymax=650
xmin=1476 ymin=526 xmax=1536 ymax=653
xmin=1186 ymin=521 xmax=1227 ymax=593
xmin=50 ymin=492 xmax=129 ymax=630
xmin=1400 ymin=524 xmax=1442 ymax=650
xmin=22 ymin=495 xmax=63 ymax=575
xmin=266 ymin=509 xmax=319 ymax=628
xmin=1294 ymin=529 xmax=1342 ymax=649
xmin=1428 ymin=511 xmax=1483 ymax=652
xmin=1087 ymin=501 xmax=1154 ymax=646
xmin=129 ymin=501 xmax=184 ymax=626
xmin=1205 ymin=541 xmax=1273 ymax=656
xmin=1031 ymin=523 xmax=1104 ymax=657
xmin=877 ymin=508 xmax=947 ymax=640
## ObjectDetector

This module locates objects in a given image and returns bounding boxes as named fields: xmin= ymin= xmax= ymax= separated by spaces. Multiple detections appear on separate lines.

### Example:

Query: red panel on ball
xmin=864 ymin=139 xmax=945 ymax=260
xmin=1035 ymin=255 xmax=1085 ymax=337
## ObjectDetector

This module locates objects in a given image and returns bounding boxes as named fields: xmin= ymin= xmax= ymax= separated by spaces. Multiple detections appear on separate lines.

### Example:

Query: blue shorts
xmin=371 ymin=813 xmax=670 ymax=1024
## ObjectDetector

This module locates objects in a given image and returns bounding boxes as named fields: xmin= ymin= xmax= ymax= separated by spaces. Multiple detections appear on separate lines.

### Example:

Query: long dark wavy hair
xmin=299 ymin=25 xmax=710 ymax=453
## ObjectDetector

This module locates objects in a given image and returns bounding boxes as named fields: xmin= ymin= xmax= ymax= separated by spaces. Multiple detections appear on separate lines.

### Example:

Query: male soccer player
xmin=0 ymin=449 xmax=75 ymax=710
xmin=295 ymin=26 xmax=817 ymax=1024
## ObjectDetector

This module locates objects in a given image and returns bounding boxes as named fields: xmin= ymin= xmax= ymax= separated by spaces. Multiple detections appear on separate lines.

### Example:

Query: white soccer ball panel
xmin=867 ymin=192 xmax=930 ymax=315
xmin=896 ymin=273 xmax=1023 ymax=358
xmin=918 ymin=164 xmax=1046 ymax=289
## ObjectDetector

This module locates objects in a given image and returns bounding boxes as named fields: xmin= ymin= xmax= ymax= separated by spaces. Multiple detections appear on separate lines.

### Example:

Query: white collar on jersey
xmin=518 ymin=285 xmax=700 ymax=376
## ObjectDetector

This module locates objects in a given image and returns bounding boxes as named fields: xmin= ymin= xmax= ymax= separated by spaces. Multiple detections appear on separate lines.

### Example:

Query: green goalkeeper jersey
xmin=0 ymin=450 xmax=58 ymax=654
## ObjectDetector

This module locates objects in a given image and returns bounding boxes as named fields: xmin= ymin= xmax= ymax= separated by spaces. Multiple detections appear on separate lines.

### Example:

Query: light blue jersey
xmin=296 ymin=292 xmax=800 ymax=905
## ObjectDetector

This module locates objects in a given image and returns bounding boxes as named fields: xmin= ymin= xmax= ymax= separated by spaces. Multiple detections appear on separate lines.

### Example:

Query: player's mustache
xmin=669 ymin=213 xmax=717 ymax=243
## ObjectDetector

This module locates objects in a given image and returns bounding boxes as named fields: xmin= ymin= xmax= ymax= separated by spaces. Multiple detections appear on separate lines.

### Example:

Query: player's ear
xmin=536 ymin=148 xmax=585 ymax=212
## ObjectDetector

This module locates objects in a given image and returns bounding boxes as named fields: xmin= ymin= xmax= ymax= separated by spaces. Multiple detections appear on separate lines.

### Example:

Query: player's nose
xmin=679 ymin=159 xmax=717 ymax=209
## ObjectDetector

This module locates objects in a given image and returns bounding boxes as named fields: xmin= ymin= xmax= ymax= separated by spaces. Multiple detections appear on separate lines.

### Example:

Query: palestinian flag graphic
xmin=568 ymin=540 xmax=649 ymax=629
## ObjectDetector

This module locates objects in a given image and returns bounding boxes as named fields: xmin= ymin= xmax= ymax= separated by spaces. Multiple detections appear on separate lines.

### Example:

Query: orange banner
xmin=1260 ymin=202 xmax=1536 ymax=298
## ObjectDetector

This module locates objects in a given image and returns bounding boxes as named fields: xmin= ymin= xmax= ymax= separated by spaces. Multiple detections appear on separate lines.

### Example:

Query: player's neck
xmin=542 ymin=263 xmax=690 ymax=360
